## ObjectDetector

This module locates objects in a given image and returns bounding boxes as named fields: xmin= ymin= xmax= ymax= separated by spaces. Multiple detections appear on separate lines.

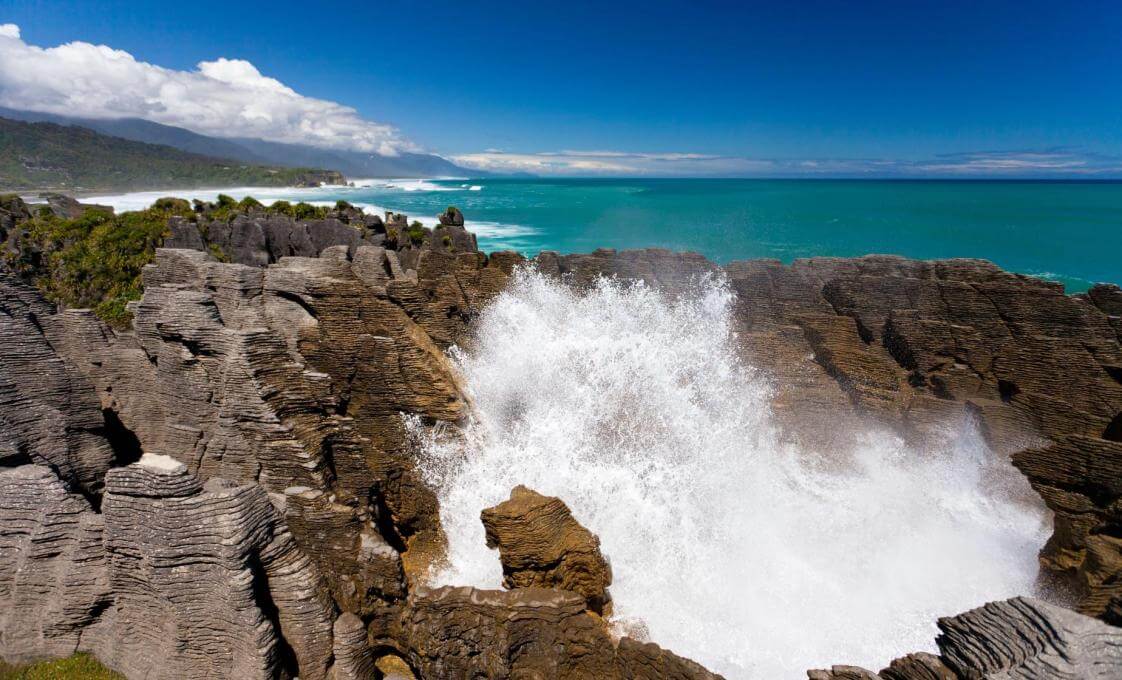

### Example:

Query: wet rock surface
xmin=3 ymin=199 xmax=1122 ymax=678
xmin=482 ymin=485 xmax=613 ymax=615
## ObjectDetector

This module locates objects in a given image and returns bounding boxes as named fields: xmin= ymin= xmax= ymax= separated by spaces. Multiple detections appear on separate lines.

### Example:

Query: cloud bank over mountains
xmin=0 ymin=24 xmax=415 ymax=155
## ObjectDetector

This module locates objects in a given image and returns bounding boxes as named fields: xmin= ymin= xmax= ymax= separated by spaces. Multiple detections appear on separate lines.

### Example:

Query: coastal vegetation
xmin=0 ymin=194 xmax=407 ymax=327
xmin=0 ymin=117 xmax=344 ymax=192
xmin=0 ymin=654 xmax=122 ymax=679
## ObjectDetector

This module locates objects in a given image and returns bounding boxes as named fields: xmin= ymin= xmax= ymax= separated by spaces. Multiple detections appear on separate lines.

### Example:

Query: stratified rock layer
xmin=810 ymin=597 xmax=1122 ymax=679
xmin=0 ymin=457 xmax=334 ymax=679
xmin=387 ymin=586 xmax=721 ymax=680
xmin=482 ymin=485 xmax=613 ymax=615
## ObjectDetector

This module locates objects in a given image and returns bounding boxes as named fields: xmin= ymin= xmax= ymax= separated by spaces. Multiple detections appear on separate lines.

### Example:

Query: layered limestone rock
xmin=0 ymin=272 xmax=118 ymax=498
xmin=482 ymin=485 xmax=613 ymax=615
xmin=98 ymin=454 xmax=335 ymax=680
xmin=384 ymin=586 xmax=722 ymax=680
xmin=0 ymin=456 xmax=335 ymax=679
xmin=1012 ymin=436 xmax=1122 ymax=622
xmin=0 ymin=465 xmax=111 ymax=664
xmin=809 ymin=597 xmax=1122 ymax=679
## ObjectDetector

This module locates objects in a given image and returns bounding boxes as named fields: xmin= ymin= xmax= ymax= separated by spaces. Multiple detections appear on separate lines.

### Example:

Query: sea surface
xmin=97 ymin=178 xmax=1122 ymax=291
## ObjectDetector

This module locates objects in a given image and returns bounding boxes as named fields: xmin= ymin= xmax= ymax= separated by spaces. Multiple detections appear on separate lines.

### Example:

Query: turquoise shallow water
xmin=98 ymin=178 xmax=1122 ymax=291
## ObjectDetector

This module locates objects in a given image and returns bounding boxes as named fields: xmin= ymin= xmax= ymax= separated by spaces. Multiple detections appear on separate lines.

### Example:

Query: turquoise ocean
xmin=97 ymin=178 xmax=1122 ymax=291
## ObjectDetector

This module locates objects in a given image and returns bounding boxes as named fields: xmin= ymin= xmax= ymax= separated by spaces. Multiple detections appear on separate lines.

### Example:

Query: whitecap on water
xmin=412 ymin=268 xmax=1048 ymax=679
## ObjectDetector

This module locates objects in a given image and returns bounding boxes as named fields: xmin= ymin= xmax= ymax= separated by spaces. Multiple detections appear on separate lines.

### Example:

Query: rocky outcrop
xmin=1012 ymin=436 xmax=1122 ymax=622
xmin=482 ymin=485 xmax=613 ymax=615
xmin=292 ymin=170 xmax=346 ymax=187
xmin=385 ymin=586 xmax=721 ymax=680
xmin=40 ymin=193 xmax=114 ymax=219
xmin=810 ymin=597 xmax=1122 ymax=679
xmin=438 ymin=205 xmax=464 ymax=227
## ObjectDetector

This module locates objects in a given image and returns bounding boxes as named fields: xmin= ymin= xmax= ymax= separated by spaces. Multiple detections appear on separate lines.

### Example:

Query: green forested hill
xmin=0 ymin=117 xmax=343 ymax=191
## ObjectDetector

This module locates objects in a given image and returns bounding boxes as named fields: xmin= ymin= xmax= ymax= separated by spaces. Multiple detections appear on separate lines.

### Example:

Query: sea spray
xmin=412 ymin=268 xmax=1048 ymax=678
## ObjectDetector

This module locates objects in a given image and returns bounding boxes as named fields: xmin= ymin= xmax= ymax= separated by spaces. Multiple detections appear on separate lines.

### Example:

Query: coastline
xmin=80 ymin=178 xmax=1114 ymax=293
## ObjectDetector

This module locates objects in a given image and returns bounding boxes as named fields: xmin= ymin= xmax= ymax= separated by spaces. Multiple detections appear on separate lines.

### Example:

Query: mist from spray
xmin=412 ymin=269 xmax=1047 ymax=678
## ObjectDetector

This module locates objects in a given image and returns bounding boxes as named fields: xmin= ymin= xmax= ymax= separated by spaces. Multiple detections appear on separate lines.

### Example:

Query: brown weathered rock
xmin=390 ymin=586 xmax=721 ymax=680
xmin=332 ymin=613 xmax=377 ymax=680
xmin=438 ymin=205 xmax=465 ymax=227
xmin=482 ymin=485 xmax=613 ymax=615
xmin=1012 ymin=435 xmax=1122 ymax=621
xmin=807 ymin=666 xmax=882 ymax=680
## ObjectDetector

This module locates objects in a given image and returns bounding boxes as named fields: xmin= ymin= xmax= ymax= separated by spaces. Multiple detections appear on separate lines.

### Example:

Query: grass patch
xmin=0 ymin=654 xmax=122 ymax=679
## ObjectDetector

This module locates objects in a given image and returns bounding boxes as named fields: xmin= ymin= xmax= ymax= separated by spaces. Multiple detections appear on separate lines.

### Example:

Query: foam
xmin=412 ymin=269 xmax=1048 ymax=678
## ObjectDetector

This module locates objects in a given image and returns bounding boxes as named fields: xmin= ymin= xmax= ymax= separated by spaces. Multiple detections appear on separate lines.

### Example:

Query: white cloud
xmin=453 ymin=149 xmax=1122 ymax=177
xmin=916 ymin=151 xmax=1098 ymax=173
xmin=0 ymin=25 xmax=415 ymax=154
xmin=452 ymin=150 xmax=779 ymax=176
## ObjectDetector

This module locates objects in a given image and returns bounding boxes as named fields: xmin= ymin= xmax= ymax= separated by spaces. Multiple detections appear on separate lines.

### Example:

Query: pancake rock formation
xmin=2 ymin=195 xmax=1122 ymax=678
xmin=481 ymin=484 xmax=614 ymax=615
xmin=808 ymin=597 xmax=1122 ymax=679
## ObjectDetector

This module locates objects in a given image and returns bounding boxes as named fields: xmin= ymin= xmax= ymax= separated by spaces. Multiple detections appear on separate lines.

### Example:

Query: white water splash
xmin=412 ymin=269 xmax=1048 ymax=678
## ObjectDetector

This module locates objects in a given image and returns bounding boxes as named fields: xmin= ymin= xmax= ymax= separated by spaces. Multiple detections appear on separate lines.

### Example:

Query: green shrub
xmin=268 ymin=200 xmax=294 ymax=216
xmin=151 ymin=197 xmax=192 ymax=216
xmin=6 ymin=205 xmax=172 ymax=327
xmin=238 ymin=196 xmax=264 ymax=211
xmin=407 ymin=221 xmax=426 ymax=245
xmin=207 ymin=243 xmax=230 ymax=263
xmin=293 ymin=202 xmax=329 ymax=220
xmin=335 ymin=199 xmax=354 ymax=211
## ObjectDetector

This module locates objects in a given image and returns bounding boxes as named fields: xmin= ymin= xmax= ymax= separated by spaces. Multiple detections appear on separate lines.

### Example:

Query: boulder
xmin=482 ymin=485 xmax=613 ymax=615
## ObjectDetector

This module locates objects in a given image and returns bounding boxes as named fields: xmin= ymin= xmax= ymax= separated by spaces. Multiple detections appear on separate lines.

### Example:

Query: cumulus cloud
xmin=0 ymin=25 xmax=415 ymax=154
xmin=453 ymin=149 xmax=1122 ymax=177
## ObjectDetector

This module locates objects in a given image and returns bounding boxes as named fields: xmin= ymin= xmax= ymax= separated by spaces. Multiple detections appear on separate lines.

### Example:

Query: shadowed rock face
xmin=4 ymin=197 xmax=1122 ymax=679
xmin=482 ymin=485 xmax=613 ymax=615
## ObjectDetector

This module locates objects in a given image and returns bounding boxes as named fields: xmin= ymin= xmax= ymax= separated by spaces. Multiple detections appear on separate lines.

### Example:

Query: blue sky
xmin=3 ymin=0 xmax=1121 ymax=176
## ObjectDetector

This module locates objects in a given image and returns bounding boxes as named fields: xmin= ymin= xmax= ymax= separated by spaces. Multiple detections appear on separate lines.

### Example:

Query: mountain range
xmin=0 ymin=107 xmax=476 ymax=180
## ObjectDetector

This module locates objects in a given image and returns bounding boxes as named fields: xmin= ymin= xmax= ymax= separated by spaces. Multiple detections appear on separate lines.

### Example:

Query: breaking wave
xmin=413 ymin=269 xmax=1048 ymax=678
